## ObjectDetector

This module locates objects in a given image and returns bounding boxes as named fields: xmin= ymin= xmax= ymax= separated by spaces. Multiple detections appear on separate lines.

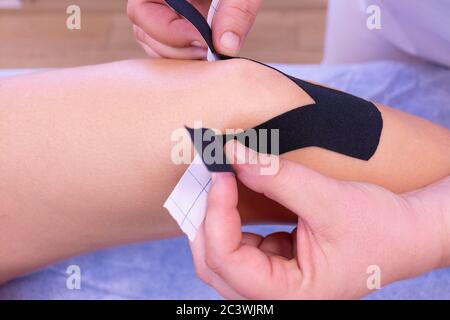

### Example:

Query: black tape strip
xmin=166 ymin=0 xmax=383 ymax=172
xmin=165 ymin=0 xmax=230 ymax=60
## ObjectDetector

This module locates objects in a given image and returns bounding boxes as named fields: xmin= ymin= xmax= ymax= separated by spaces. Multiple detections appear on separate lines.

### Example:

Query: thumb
xmin=212 ymin=0 xmax=262 ymax=56
xmin=225 ymin=140 xmax=345 ymax=227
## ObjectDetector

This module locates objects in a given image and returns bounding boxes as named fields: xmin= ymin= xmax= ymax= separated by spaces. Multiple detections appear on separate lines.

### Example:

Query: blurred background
xmin=0 ymin=0 xmax=327 ymax=68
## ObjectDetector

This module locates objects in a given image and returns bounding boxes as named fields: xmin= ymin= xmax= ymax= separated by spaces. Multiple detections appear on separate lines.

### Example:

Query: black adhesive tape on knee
xmin=166 ymin=0 xmax=383 ymax=172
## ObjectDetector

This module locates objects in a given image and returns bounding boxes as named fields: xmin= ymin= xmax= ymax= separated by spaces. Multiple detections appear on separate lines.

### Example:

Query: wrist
xmin=405 ymin=176 xmax=450 ymax=272
xmin=430 ymin=177 xmax=450 ymax=268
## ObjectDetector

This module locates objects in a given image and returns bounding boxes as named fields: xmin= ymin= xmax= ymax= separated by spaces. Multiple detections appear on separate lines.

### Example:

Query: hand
xmin=190 ymin=140 xmax=448 ymax=299
xmin=127 ymin=0 xmax=262 ymax=59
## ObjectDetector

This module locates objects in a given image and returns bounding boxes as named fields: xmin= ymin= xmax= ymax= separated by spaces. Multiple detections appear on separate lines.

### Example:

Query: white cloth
xmin=324 ymin=0 xmax=450 ymax=68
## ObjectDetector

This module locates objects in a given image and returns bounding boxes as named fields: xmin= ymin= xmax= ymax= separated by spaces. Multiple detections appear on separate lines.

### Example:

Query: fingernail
xmin=220 ymin=31 xmax=240 ymax=54
xmin=190 ymin=40 xmax=207 ymax=48
xmin=233 ymin=141 xmax=257 ymax=165
xmin=234 ymin=143 xmax=247 ymax=164
xmin=211 ymin=172 xmax=236 ymax=184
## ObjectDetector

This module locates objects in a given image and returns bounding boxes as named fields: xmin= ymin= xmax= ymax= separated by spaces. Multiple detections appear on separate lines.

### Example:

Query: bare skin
xmin=0 ymin=58 xmax=449 ymax=283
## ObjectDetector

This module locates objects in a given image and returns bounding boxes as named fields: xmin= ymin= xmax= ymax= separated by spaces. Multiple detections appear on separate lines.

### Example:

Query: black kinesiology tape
xmin=166 ymin=0 xmax=383 ymax=172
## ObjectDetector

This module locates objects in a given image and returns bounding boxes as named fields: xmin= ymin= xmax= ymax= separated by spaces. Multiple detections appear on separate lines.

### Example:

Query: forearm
xmin=0 ymin=58 xmax=449 ymax=282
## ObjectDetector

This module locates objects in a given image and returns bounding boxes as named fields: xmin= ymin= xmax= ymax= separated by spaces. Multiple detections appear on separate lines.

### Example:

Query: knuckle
xmin=205 ymin=254 xmax=223 ymax=274
xmin=194 ymin=263 xmax=213 ymax=285
xmin=133 ymin=25 xmax=149 ymax=45
xmin=228 ymin=0 xmax=259 ymax=22
xmin=133 ymin=25 xmax=142 ymax=41
xmin=126 ymin=2 xmax=137 ymax=21
xmin=262 ymin=159 xmax=290 ymax=198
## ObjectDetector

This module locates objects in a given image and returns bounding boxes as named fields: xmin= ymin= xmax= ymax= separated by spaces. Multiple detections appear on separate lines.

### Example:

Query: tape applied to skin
xmin=165 ymin=0 xmax=383 ymax=172
xmin=164 ymin=0 xmax=383 ymax=240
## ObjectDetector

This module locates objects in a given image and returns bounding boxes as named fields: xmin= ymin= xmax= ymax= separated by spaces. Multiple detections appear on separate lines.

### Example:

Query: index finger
xmin=127 ymin=0 xmax=206 ymax=48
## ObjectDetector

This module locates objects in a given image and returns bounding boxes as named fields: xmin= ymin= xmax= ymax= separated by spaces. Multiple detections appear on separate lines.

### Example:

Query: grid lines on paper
xmin=169 ymin=171 xmax=211 ymax=231
xmin=163 ymin=157 xmax=213 ymax=239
